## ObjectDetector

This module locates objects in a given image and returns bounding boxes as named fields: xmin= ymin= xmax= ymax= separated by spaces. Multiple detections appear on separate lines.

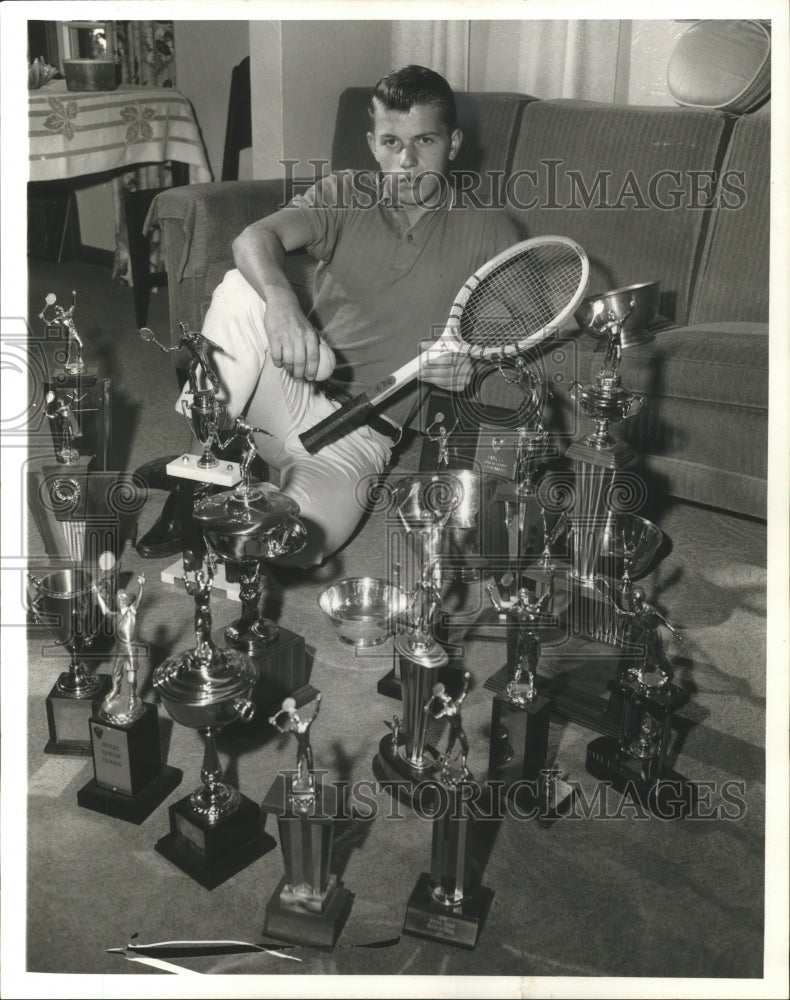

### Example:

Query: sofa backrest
xmin=331 ymin=86 xmax=535 ymax=180
xmin=687 ymin=112 xmax=769 ymax=324
xmin=504 ymin=99 xmax=734 ymax=326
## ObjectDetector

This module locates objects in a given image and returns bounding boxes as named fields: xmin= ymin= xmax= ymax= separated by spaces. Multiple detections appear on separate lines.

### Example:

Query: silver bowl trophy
xmin=28 ymin=566 xmax=110 ymax=754
xmin=192 ymin=427 xmax=312 ymax=706
xmin=140 ymin=324 xmax=241 ymax=584
xmin=318 ymin=576 xmax=408 ymax=648
xmin=260 ymin=694 xmax=353 ymax=949
xmin=372 ymin=475 xmax=467 ymax=814
xmin=77 ymin=569 xmax=183 ymax=823
xmin=402 ymin=677 xmax=493 ymax=949
xmin=152 ymin=558 xmax=275 ymax=888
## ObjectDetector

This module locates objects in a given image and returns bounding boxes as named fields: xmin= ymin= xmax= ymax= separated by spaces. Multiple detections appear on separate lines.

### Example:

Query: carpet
xmin=11 ymin=260 xmax=782 ymax=996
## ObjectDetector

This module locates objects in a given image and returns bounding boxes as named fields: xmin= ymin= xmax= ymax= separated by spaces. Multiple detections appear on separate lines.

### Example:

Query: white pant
xmin=178 ymin=269 xmax=393 ymax=566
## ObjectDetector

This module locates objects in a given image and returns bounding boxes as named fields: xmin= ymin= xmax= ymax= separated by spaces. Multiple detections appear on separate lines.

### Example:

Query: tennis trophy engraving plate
xmin=77 ymin=573 xmax=182 ymax=823
xmin=28 ymin=567 xmax=109 ymax=755
xmin=153 ymin=561 xmax=275 ymax=888
xmin=402 ymin=695 xmax=493 ymax=949
xmin=261 ymin=694 xmax=353 ymax=949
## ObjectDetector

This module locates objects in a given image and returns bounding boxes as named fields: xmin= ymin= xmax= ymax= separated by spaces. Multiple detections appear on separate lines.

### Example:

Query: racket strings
xmin=459 ymin=244 xmax=585 ymax=349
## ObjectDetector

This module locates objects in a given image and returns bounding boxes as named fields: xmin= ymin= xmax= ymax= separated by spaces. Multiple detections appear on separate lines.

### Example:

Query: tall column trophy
xmin=30 ymin=290 xmax=113 ymax=564
xmin=153 ymin=558 xmax=275 ymax=888
xmin=403 ymin=678 xmax=493 ymax=949
xmin=373 ymin=476 xmax=465 ymax=814
xmin=77 ymin=572 xmax=183 ymax=822
xmin=139 ymin=324 xmax=241 ymax=587
xmin=260 ymin=694 xmax=353 ymax=948
xmin=27 ymin=566 xmax=109 ymax=754
xmin=192 ymin=427 xmax=313 ymax=710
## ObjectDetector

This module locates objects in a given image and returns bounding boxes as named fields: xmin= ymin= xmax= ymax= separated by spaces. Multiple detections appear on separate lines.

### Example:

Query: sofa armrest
xmin=145 ymin=178 xmax=293 ymax=283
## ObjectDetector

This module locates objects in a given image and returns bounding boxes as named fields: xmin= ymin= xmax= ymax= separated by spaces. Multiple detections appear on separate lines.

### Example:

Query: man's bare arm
xmin=232 ymin=210 xmax=335 ymax=382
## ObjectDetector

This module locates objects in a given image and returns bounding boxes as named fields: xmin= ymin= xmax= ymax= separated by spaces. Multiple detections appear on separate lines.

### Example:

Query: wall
xmin=251 ymin=21 xmax=392 ymax=181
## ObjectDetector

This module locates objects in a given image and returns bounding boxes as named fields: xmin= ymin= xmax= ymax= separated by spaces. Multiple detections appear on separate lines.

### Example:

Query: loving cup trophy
xmin=28 ymin=567 xmax=109 ymax=755
xmin=153 ymin=559 xmax=274 ymax=888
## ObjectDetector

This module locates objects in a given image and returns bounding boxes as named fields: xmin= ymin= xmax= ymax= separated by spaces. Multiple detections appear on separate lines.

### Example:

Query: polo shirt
xmin=288 ymin=170 xmax=521 ymax=427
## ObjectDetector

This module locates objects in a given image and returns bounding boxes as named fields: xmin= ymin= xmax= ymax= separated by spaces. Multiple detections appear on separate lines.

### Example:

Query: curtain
xmin=391 ymin=21 xmax=470 ymax=91
xmin=108 ymin=20 xmax=176 ymax=285
xmin=512 ymin=20 xmax=624 ymax=101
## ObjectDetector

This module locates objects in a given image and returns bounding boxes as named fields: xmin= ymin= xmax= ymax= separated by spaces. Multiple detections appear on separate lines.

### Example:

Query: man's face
xmin=367 ymin=99 xmax=462 ymax=208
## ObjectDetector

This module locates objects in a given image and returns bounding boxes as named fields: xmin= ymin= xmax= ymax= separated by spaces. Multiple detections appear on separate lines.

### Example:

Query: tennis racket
xmin=299 ymin=236 xmax=589 ymax=454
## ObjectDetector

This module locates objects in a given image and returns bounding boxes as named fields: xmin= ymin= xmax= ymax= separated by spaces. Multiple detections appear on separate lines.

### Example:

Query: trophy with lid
xmin=402 ymin=678 xmax=493 ymax=949
xmin=260 ymin=693 xmax=353 ymax=948
xmin=192 ymin=420 xmax=313 ymax=708
xmin=77 ymin=570 xmax=183 ymax=822
xmin=153 ymin=557 xmax=275 ymax=888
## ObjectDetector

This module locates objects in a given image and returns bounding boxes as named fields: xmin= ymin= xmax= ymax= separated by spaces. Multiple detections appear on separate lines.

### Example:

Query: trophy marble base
xmin=155 ymin=793 xmax=275 ymax=890
xmin=161 ymin=560 xmax=241 ymax=600
xmin=77 ymin=703 xmax=183 ymax=824
xmin=44 ymin=672 xmax=110 ymax=756
xmin=586 ymin=735 xmax=694 ymax=820
xmin=166 ymin=454 xmax=240 ymax=487
xmin=264 ymin=875 xmax=353 ymax=949
xmin=403 ymin=872 xmax=493 ymax=950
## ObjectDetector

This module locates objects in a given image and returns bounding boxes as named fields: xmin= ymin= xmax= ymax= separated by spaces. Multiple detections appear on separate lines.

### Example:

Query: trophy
xmin=140 ymin=324 xmax=241 ymax=579
xmin=27 ymin=567 xmax=110 ymax=755
xmin=193 ymin=426 xmax=312 ymax=707
xmin=77 ymin=571 xmax=182 ymax=823
xmin=485 ymin=582 xmax=574 ymax=820
xmin=153 ymin=559 xmax=274 ymax=888
xmin=373 ymin=475 xmax=466 ymax=813
xmin=40 ymin=290 xmax=85 ymax=374
xmin=586 ymin=586 xmax=691 ymax=816
xmin=402 ymin=683 xmax=493 ymax=949
xmin=260 ymin=694 xmax=353 ymax=948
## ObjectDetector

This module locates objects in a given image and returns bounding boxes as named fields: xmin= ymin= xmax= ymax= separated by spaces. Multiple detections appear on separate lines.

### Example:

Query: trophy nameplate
xmin=45 ymin=673 xmax=111 ymax=756
xmin=77 ymin=703 xmax=182 ymax=823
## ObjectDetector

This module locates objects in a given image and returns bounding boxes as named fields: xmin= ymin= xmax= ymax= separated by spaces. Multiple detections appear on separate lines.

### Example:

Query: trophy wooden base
xmin=44 ymin=673 xmax=110 ymax=756
xmin=244 ymin=629 xmax=311 ymax=715
xmin=372 ymin=734 xmax=445 ymax=817
xmin=376 ymin=655 xmax=465 ymax=701
xmin=586 ymin=735 xmax=694 ymax=820
xmin=77 ymin=766 xmax=182 ymax=825
xmin=403 ymin=872 xmax=493 ymax=950
xmin=155 ymin=793 xmax=276 ymax=890
xmin=77 ymin=703 xmax=183 ymax=824
xmin=263 ymin=875 xmax=353 ymax=950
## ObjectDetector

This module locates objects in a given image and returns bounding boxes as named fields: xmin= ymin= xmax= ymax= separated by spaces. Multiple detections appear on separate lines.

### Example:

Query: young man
xmin=167 ymin=65 xmax=521 ymax=567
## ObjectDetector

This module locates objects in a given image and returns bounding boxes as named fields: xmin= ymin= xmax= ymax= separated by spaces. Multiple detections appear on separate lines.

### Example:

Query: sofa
xmin=146 ymin=88 xmax=769 ymax=520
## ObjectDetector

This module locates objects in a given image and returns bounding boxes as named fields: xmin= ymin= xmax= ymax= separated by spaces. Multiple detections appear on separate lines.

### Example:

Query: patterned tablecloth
xmin=28 ymin=81 xmax=212 ymax=183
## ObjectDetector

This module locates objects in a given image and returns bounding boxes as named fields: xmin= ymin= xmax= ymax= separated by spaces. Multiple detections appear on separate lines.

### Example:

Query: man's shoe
xmin=136 ymin=488 xmax=183 ymax=558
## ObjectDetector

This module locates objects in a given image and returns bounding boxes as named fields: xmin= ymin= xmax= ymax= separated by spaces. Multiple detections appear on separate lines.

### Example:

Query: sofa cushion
xmin=505 ymin=100 xmax=732 ymax=326
xmin=688 ymin=114 xmax=770 ymax=324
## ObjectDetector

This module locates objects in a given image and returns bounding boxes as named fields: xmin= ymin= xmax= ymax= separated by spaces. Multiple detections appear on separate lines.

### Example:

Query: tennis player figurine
xmin=506 ymin=585 xmax=554 ymax=706
xmin=219 ymin=415 xmax=272 ymax=488
xmin=95 ymin=573 xmax=146 ymax=726
xmin=269 ymin=694 xmax=322 ymax=795
xmin=45 ymin=389 xmax=85 ymax=464
xmin=619 ymin=586 xmax=681 ymax=685
xmin=40 ymin=291 xmax=86 ymax=374
xmin=140 ymin=322 xmax=225 ymax=396
xmin=183 ymin=560 xmax=215 ymax=658
xmin=426 ymin=412 xmax=459 ymax=469
xmin=425 ymin=671 xmax=471 ymax=782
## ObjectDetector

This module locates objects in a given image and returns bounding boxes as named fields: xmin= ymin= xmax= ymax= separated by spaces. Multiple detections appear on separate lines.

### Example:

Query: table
xmin=28 ymin=81 xmax=212 ymax=325
xmin=28 ymin=81 xmax=211 ymax=183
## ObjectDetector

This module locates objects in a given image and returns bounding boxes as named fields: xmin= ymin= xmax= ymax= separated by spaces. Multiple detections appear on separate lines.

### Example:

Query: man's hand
xmin=418 ymin=338 xmax=474 ymax=394
xmin=264 ymin=290 xmax=335 ymax=382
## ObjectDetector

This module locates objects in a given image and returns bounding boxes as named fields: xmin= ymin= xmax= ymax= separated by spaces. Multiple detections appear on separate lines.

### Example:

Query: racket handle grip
xmin=299 ymin=392 xmax=375 ymax=454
